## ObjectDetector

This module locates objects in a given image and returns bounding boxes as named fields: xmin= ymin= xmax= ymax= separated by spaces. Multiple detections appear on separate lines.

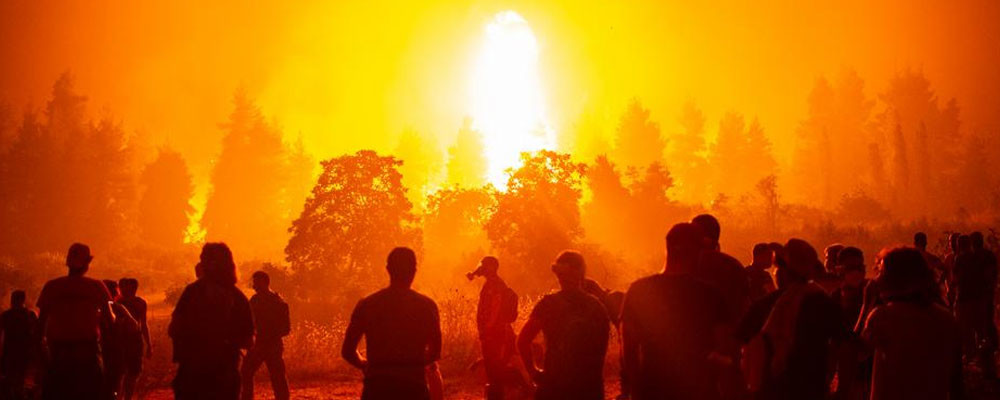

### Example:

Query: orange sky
xmin=2 ymin=0 xmax=998 ymax=182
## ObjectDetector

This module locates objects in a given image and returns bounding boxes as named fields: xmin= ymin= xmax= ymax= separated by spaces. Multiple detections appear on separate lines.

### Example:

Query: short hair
xmin=480 ymin=256 xmax=499 ymax=269
xmin=958 ymin=234 xmax=972 ymax=250
xmin=67 ymin=242 xmax=93 ymax=266
xmin=913 ymin=232 xmax=928 ymax=248
xmin=555 ymin=250 xmax=586 ymax=272
xmin=839 ymin=246 xmax=865 ymax=273
xmin=200 ymin=242 xmax=237 ymax=286
xmin=691 ymin=214 xmax=721 ymax=242
xmin=784 ymin=238 xmax=819 ymax=279
xmin=118 ymin=278 xmax=138 ymax=290
xmin=879 ymin=247 xmax=931 ymax=298
xmin=970 ymin=231 xmax=985 ymax=249
xmin=10 ymin=290 xmax=25 ymax=305
xmin=103 ymin=280 xmax=119 ymax=296
xmin=666 ymin=223 xmax=704 ymax=270
xmin=387 ymin=247 xmax=417 ymax=281
xmin=753 ymin=243 xmax=771 ymax=256
xmin=252 ymin=270 xmax=270 ymax=284
xmin=825 ymin=243 xmax=845 ymax=257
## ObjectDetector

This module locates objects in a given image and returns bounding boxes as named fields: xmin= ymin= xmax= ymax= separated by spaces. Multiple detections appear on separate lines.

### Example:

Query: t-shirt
xmin=36 ymin=275 xmax=111 ymax=342
xmin=696 ymin=250 xmax=750 ymax=322
xmin=250 ymin=291 xmax=290 ymax=344
xmin=477 ymin=278 xmax=517 ymax=338
xmin=0 ymin=307 xmax=37 ymax=354
xmin=529 ymin=289 xmax=609 ymax=395
xmin=169 ymin=279 xmax=253 ymax=368
xmin=622 ymin=273 xmax=728 ymax=400
xmin=349 ymin=287 xmax=441 ymax=372
xmin=863 ymin=301 xmax=961 ymax=400
xmin=953 ymin=249 xmax=999 ymax=302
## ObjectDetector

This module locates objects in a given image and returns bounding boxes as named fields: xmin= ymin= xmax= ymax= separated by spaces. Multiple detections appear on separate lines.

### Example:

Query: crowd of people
xmin=0 ymin=213 xmax=996 ymax=400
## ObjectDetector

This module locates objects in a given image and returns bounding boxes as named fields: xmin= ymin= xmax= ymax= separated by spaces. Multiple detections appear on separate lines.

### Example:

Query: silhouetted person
xmin=102 ymin=280 xmax=139 ymax=400
xmin=861 ymin=247 xmax=963 ymax=400
xmin=914 ymin=232 xmax=945 ymax=295
xmin=241 ymin=271 xmax=290 ymax=400
xmin=342 ymin=247 xmax=442 ymax=400
xmin=741 ymin=239 xmax=844 ymax=400
xmin=622 ymin=223 xmax=729 ymax=400
xmin=518 ymin=250 xmax=609 ymax=400
xmin=831 ymin=247 xmax=868 ymax=333
xmin=943 ymin=232 xmax=962 ymax=300
xmin=815 ymin=243 xmax=845 ymax=291
xmin=825 ymin=243 xmax=845 ymax=275
xmin=1 ymin=290 xmax=37 ymax=400
xmin=169 ymin=243 xmax=254 ymax=400
xmin=747 ymin=243 xmax=777 ymax=302
xmin=36 ymin=243 xmax=113 ymax=400
xmin=954 ymin=232 xmax=998 ymax=381
xmin=116 ymin=278 xmax=150 ymax=400
xmin=468 ymin=256 xmax=519 ymax=400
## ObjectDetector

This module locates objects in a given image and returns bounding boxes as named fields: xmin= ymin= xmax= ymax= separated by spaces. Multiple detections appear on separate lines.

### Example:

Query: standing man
xmin=342 ymin=247 xmax=442 ymax=400
xmin=241 ymin=271 xmax=291 ymax=400
xmin=36 ymin=243 xmax=114 ymax=400
xmin=517 ymin=250 xmax=610 ymax=400
xmin=746 ymin=243 xmax=777 ymax=302
xmin=468 ymin=256 xmax=519 ymax=400
xmin=1 ymin=290 xmax=38 ymax=400
xmin=117 ymin=278 xmax=151 ymax=400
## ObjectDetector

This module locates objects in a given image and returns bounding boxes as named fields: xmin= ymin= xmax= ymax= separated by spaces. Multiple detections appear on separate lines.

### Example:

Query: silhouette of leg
xmin=263 ymin=349 xmax=289 ymax=400
xmin=240 ymin=348 xmax=264 ymax=400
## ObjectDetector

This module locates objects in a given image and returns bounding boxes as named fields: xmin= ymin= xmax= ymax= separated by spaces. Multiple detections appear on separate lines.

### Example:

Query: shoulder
xmin=627 ymin=274 xmax=662 ymax=294
xmin=410 ymin=290 xmax=438 ymax=311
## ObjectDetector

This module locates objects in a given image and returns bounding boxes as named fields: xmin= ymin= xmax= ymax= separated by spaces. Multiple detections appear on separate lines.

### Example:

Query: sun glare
xmin=471 ymin=11 xmax=556 ymax=188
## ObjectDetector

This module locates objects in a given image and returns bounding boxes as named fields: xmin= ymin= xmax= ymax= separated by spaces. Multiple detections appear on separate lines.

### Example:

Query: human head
xmin=200 ymin=242 xmax=237 ymax=286
xmin=877 ymin=247 xmax=932 ymax=301
xmin=103 ymin=280 xmax=119 ymax=298
xmin=913 ymin=232 xmax=928 ymax=250
xmin=838 ymin=246 xmax=866 ymax=286
xmin=824 ymin=244 xmax=844 ymax=271
xmin=691 ymin=214 xmax=721 ymax=249
xmin=958 ymin=235 xmax=972 ymax=253
xmin=949 ymin=232 xmax=961 ymax=252
xmin=751 ymin=243 xmax=772 ymax=267
xmin=118 ymin=278 xmax=138 ymax=297
xmin=783 ymin=238 xmax=819 ymax=282
xmin=10 ymin=290 xmax=25 ymax=308
xmin=252 ymin=271 xmax=270 ymax=293
xmin=552 ymin=250 xmax=586 ymax=289
xmin=970 ymin=231 xmax=985 ymax=250
xmin=467 ymin=256 xmax=500 ymax=280
xmin=386 ymin=247 xmax=417 ymax=287
xmin=66 ymin=242 xmax=93 ymax=275
xmin=665 ymin=223 xmax=704 ymax=273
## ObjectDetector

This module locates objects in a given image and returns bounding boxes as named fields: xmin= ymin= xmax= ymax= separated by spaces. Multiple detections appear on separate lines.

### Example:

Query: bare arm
xmin=140 ymin=301 xmax=152 ymax=354
xmin=340 ymin=318 xmax=367 ymax=370
xmin=517 ymin=316 xmax=543 ymax=383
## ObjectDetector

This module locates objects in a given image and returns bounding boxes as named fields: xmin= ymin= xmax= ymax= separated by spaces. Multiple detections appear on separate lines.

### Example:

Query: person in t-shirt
xmin=747 ymin=243 xmax=777 ymax=302
xmin=622 ymin=222 xmax=729 ymax=400
xmin=241 ymin=271 xmax=291 ymax=400
xmin=862 ymin=247 xmax=963 ymax=400
xmin=116 ymin=278 xmax=150 ymax=400
xmin=36 ymin=243 xmax=113 ymax=400
xmin=518 ymin=250 xmax=610 ymax=400
xmin=342 ymin=247 xmax=442 ymax=400
xmin=169 ymin=243 xmax=254 ymax=400
xmin=691 ymin=214 xmax=750 ymax=322
xmin=102 ymin=280 xmax=139 ymax=400
xmin=1 ymin=290 xmax=38 ymax=400
xmin=469 ymin=256 xmax=520 ymax=400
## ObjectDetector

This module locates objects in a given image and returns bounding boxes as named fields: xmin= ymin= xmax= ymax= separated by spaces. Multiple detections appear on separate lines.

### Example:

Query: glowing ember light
xmin=470 ymin=11 xmax=556 ymax=188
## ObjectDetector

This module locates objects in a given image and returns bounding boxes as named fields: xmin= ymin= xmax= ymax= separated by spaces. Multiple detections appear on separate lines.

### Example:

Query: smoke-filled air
xmin=1 ymin=1 xmax=1000 ymax=399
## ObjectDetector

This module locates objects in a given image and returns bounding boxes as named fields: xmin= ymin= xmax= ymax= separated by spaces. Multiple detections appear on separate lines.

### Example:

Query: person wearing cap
xmin=469 ymin=256 xmax=520 ymax=400
xmin=622 ymin=222 xmax=729 ymax=400
xmin=861 ymin=247 xmax=963 ymax=400
xmin=36 ymin=243 xmax=114 ymax=400
xmin=342 ymin=247 xmax=442 ymax=400
xmin=518 ymin=250 xmax=609 ymax=400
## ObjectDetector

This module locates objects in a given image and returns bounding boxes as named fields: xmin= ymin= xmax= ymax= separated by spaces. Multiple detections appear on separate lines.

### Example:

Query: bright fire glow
xmin=471 ymin=11 xmax=556 ymax=188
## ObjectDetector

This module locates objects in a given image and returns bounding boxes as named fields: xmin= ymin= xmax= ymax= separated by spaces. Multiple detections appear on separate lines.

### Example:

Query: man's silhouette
xmin=622 ymin=223 xmax=728 ymax=400
xmin=36 ymin=243 xmax=113 ymax=400
xmin=914 ymin=232 xmax=945 ymax=295
xmin=953 ymin=231 xmax=998 ymax=381
xmin=861 ymin=247 xmax=964 ymax=400
xmin=102 ymin=280 xmax=139 ymax=400
xmin=1 ymin=290 xmax=37 ymax=400
xmin=116 ymin=278 xmax=150 ymax=400
xmin=241 ymin=271 xmax=291 ymax=400
xmin=690 ymin=214 xmax=749 ymax=322
xmin=169 ymin=243 xmax=254 ymax=400
xmin=468 ymin=256 xmax=519 ymax=400
xmin=747 ymin=243 xmax=777 ymax=302
xmin=831 ymin=247 xmax=867 ymax=332
xmin=517 ymin=250 xmax=610 ymax=400
xmin=342 ymin=247 xmax=442 ymax=400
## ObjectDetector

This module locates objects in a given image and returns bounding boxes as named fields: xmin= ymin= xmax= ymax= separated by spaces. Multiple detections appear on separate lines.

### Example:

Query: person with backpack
xmin=241 ymin=271 xmax=291 ymax=400
xmin=469 ymin=256 xmax=520 ymax=400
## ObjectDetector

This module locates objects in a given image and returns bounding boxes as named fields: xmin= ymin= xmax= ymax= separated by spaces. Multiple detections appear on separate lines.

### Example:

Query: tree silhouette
xmin=612 ymin=99 xmax=664 ymax=170
xmin=395 ymin=128 xmax=444 ymax=209
xmin=285 ymin=150 xmax=419 ymax=302
xmin=446 ymin=118 xmax=487 ymax=188
xmin=422 ymin=186 xmax=495 ymax=282
xmin=138 ymin=149 xmax=194 ymax=248
xmin=669 ymin=101 xmax=709 ymax=203
xmin=485 ymin=151 xmax=585 ymax=292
